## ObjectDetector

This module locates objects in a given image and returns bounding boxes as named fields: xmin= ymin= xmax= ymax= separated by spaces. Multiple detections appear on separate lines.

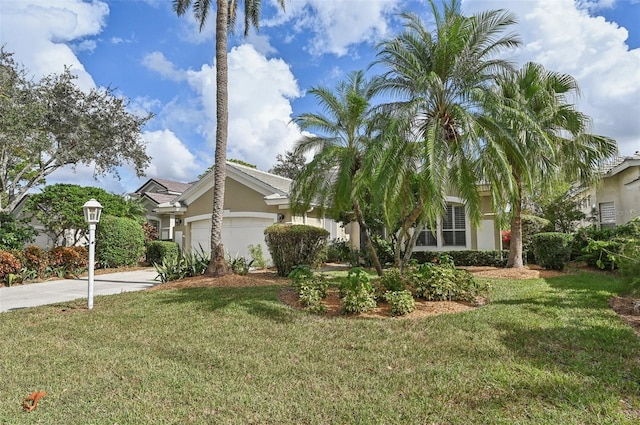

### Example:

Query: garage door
xmin=190 ymin=215 xmax=275 ymax=263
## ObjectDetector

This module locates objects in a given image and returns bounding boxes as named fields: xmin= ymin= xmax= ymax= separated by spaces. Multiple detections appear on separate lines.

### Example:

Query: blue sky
xmin=1 ymin=0 xmax=639 ymax=195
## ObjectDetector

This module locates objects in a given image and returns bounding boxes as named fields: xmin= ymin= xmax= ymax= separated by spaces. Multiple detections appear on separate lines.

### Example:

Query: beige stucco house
xmin=150 ymin=161 xmax=347 ymax=263
xmin=577 ymin=152 xmax=640 ymax=228
xmin=140 ymin=162 xmax=503 ymax=262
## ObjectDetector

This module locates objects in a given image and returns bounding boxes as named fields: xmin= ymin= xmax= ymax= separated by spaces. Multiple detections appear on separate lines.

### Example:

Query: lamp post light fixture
xmin=82 ymin=199 xmax=103 ymax=310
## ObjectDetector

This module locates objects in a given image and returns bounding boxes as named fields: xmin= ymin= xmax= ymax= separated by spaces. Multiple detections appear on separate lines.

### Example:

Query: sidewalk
xmin=0 ymin=269 xmax=159 ymax=313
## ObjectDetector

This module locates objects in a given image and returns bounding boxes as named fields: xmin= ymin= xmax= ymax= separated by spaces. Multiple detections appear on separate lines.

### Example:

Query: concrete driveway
xmin=0 ymin=269 xmax=159 ymax=313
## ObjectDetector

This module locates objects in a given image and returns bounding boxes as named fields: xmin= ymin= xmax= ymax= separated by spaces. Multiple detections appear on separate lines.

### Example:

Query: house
xmin=131 ymin=177 xmax=193 ymax=242
xmin=163 ymin=161 xmax=347 ymax=263
xmin=577 ymin=152 xmax=640 ymax=228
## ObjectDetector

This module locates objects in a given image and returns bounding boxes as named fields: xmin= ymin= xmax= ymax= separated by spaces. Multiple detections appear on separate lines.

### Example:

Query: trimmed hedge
xmin=96 ymin=215 xmax=145 ymax=268
xmin=532 ymin=232 xmax=574 ymax=270
xmin=264 ymin=224 xmax=329 ymax=277
xmin=411 ymin=250 xmax=509 ymax=267
xmin=146 ymin=241 xmax=180 ymax=266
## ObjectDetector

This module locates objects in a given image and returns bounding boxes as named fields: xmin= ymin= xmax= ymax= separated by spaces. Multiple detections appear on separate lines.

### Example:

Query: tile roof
xmin=143 ymin=192 xmax=179 ymax=205
xmin=149 ymin=178 xmax=193 ymax=194
xmin=226 ymin=161 xmax=292 ymax=195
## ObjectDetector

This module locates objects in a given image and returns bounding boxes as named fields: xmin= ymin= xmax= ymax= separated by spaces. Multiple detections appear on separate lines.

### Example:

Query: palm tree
xmin=486 ymin=62 xmax=617 ymax=268
xmin=290 ymin=70 xmax=385 ymax=276
xmin=372 ymin=0 xmax=521 ymax=269
xmin=173 ymin=0 xmax=285 ymax=276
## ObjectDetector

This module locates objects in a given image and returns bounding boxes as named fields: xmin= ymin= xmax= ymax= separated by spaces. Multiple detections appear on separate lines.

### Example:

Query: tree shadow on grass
xmin=153 ymin=285 xmax=298 ymax=323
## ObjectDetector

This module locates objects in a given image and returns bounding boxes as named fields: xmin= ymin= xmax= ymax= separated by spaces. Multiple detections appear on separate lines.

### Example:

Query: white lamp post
xmin=82 ymin=199 xmax=103 ymax=310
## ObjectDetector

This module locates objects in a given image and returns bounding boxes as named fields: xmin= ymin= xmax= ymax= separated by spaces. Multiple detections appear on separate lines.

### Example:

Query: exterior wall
xmin=578 ymin=164 xmax=640 ymax=227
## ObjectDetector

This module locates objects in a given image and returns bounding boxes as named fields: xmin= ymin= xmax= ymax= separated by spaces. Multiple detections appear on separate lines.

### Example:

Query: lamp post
xmin=82 ymin=199 xmax=103 ymax=310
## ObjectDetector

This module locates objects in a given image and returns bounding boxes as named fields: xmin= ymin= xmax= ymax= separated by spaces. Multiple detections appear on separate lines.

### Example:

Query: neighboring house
xmin=132 ymin=178 xmax=193 ymax=244
xmin=11 ymin=195 xmax=59 ymax=248
xmin=171 ymin=161 xmax=347 ymax=263
xmin=577 ymin=152 xmax=640 ymax=228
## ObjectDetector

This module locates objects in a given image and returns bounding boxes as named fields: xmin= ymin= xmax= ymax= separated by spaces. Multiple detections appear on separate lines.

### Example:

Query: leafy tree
xmin=291 ymin=70 xmax=385 ymax=276
xmin=371 ymin=0 xmax=520 ymax=270
xmin=269 ymin=150 xmax=306 ymax=180
xmin=0 ymin=49 xmax=151 ymax=212
xmin=173 ymin=0 xmax=286 ymax=276
xmin=486 ymin=62 xmax=617 ymax=267
xmin=534 ymin=184 xmax=586 ymax=233
xmin=0 ymin=212 xmax=36 ymax=250
xmin=24 ymin=184 xmax=146 ymax=246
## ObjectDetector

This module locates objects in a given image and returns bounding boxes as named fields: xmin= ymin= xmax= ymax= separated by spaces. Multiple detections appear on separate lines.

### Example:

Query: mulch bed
xmin=148 ymin=265 xmax=640 ymax=330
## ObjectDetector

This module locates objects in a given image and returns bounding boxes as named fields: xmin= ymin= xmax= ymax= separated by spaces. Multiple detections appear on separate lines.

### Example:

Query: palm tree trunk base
xmin=206 ymin=244 xmax=230 ymax=277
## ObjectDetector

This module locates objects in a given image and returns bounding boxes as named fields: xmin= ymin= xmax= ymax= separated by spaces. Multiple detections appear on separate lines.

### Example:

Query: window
xmin=416 ymin=227 xmax=437 ymax=247
xmin=415 ymin=204 xmax=467 ymax=248
xmin=599 ymin=202 xmax=616 ymax=228
xmin=442 ymin=205 xmax=466 ymax=246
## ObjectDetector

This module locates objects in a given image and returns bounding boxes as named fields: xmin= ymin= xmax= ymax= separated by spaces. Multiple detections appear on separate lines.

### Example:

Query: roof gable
xmin=176 ymin=161 xmax=292 ymax=206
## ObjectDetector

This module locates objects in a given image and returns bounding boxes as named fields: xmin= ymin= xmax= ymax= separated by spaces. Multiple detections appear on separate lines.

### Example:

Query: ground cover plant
xmin=0 ymin=270 xmax=639 ymax=424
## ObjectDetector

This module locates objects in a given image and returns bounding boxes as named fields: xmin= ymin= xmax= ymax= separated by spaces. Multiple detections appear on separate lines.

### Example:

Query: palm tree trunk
xmin=506 ymin=177 xmax=524 ymax=268
xmin=353 ymin=200 xmax=384 ymax=276
xmin=206 ymin=0 xmax=230 ymax=277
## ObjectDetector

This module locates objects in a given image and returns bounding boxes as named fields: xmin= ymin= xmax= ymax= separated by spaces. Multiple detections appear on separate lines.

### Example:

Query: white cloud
xmin=463 ymin=0 xmax=640 ymax=155
xmin=265 ymin=0 xmax=402 ymax=56
xmin=142 ymin=130 xmax=203 ymax=181
xmin=179 ymin=44 xmax=303 ymax=170
xmin=142 ymin=51 xmax=187 ymax=81
xmin=0 ymin=0 xmax=109 ymax=91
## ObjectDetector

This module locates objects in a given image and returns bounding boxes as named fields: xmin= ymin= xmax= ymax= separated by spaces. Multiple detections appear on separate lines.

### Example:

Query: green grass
xmin=1 ymin=272 xmax=639 ymax=424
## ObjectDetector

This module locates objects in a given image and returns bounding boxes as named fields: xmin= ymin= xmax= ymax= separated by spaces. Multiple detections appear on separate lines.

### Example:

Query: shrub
xmin=411 ymin=250 xmax=509 ymax=267
xmin=146 ymin=241 xmax=180 ymax=266
xmin=288 ymin=265 xmax=328 ymax=314
xmin=248 ymin=244 xmax=267 ymax=269
xmin=384 ymin=290 xmax=415 ymax=316
xmin=154 ymin=248 xmax=210 ymax=283
xmin=379 ymin=268 xmax=407 ymax=294
xmin=48 ymin=246 xmax=88 ymax=276
xmin=532 ymin=232 xmax=574 ymax=270
xmin=264 ymin=224 xmax=329 ymax=277
xmin=227 ymin=252 xmax=254 ymax=275
xmin=617 ymin=239 xmax=640 ymax=293
xmin=20 ymin=245 xmax=49 ymax=279
xmin=413 ymin=262 xmax=487 ymax=302
xmin=325 ymin=238 xmax=354 ymax=263
xmin=340 ymin=267 xmax=376 ymax=314
xmin=96 ymin=215 xmax=145 ymax=268
xmin=0 ymin=212 xmax=37 ymax=250
xmin=0 ymin=250 xmax=21 ymax=284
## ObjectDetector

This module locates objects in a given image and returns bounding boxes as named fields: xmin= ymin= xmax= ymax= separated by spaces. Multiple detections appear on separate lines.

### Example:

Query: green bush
xmin=96 ymin=215 xmax=145 ymax=268
xmin=325 ymin=238 xmax=354 ymax=263
xmin=288 ymin=265 xmax=328 ymax=314
xmin=264 ymin=224 xmax=329 ymax=277
xmin=574 ymin=219 xmax=640 ymax=269
xmin=379 ymin=268 xmax=407 ymax=293
xmin=411 ymin=250 xmax=509 ymax=267
xmin=532 ymin=232 xmax=574 ymax=270
xmin=227 ymin=252 xmax=254 ymax=275
xmin=340 ymin=267 xmax=376 ymax=314
xmin=384 ymin=290 xmax=415 ymax=316
xmin=248 ymin=244 xmax=267 ymax=269
xmin=0 ymin=212 xmax=36 ymax=250
xmin=146 ymin=241 xmax=180 ymax=266
xmin=412 ymin=262 xmax=486 ymax=302
xmin=153 ymin=248 xmax=210 ymax=283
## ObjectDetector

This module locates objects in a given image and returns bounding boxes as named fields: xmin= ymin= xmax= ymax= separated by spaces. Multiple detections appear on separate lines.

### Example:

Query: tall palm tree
xmin=372 ymin=0 xmax=521 ymax=268
xmin=173 ymin=0 xmax=285 ymax=276
xmin=290 ymin=70 xmax=385 ymax=276
xmin=486 ymin=62 xmax=617 ymax=268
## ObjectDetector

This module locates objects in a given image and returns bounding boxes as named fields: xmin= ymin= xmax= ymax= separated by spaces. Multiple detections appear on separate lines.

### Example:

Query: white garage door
xmin=190 ymin=215 xmax=275 ymax=263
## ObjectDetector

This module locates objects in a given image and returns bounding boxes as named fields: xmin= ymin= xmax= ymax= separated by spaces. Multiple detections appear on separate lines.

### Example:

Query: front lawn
xmin=0 ymin=271 xmax=638 ymax=424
